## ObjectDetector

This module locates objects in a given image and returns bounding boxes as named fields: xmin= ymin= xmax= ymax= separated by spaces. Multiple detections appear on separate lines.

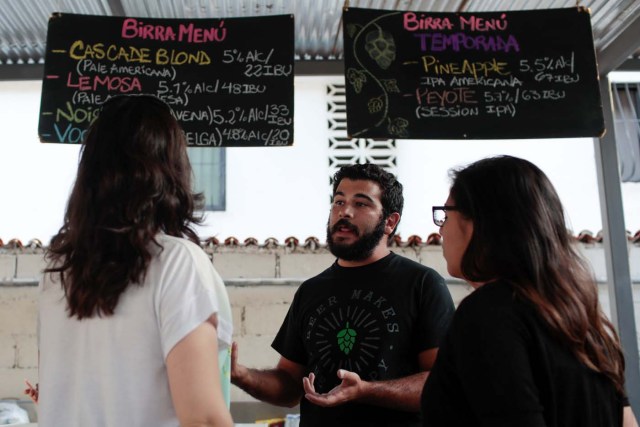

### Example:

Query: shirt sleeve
xmin=155 ymin=240 xmax=230 ymax=360
xmin=416 ymin=269 xmax=455 ymax=352
xmin=271 ymin=285 xmax=307 ymax=365
xmin=451 ymin=297 xmax=546 ymax=427
xmin=206 ymin=265 xmax=233 ymax=349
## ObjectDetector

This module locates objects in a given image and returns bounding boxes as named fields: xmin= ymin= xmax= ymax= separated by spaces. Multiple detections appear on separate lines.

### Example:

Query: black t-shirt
xmin=421 ymin=280 xmax=625 ymax=427
xmin=272 ymin=252 xmax=455 ymax=427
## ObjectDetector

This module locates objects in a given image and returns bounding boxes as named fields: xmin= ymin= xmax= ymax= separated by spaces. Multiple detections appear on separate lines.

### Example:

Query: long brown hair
xmin=46 ymin=95 xmax=203 ymax=319
xmin=450 ymin=155 xmax=625 ymax=394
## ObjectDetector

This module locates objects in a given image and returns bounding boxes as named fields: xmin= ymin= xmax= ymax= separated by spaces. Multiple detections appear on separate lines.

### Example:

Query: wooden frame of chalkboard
xmin=342 ymin=7 xmax=605 ymax=139
xmin=38 ymin=13 xmax=294 ymax=147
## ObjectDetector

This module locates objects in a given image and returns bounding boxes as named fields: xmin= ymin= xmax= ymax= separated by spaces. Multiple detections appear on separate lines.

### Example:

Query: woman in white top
xmin=36 ymin=94 xmax=233 ymax=427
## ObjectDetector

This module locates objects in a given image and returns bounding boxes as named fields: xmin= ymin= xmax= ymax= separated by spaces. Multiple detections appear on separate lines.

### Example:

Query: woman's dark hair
xmin=46 ymin=95 xmax=204 ymax=319
xmin=450 ymin=155 xmax=625 ymax=393
xmin=332 ymin=163 xmax=404 ymax=237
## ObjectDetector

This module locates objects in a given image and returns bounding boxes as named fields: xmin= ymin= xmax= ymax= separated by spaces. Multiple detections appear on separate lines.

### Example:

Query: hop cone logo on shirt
xmin=337 ymin=322 xmax=357 ymax=355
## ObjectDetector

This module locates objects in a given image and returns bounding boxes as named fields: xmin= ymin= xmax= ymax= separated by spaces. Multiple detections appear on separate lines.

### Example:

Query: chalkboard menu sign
xmin=38 ymin=13 xmax=294 ymax=147
xmin=342 ymin=7 xmax=604 ymax=139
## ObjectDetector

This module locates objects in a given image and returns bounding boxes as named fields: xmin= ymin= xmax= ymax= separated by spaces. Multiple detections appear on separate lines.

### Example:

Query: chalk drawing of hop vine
xmin=347 ymin=68 xmax=367 ymax=94
xmin=337 ymin=322 xmax=357 ymax=355
xmin=365 ymin=28 xmax=396 ymax=70
xmin=368 ymin=96 xmax=384 ymax=113
xmin=387 ymin=117 xmax=409 ymax=138
xmin=346 ymin=23 xmax=358 ymax=38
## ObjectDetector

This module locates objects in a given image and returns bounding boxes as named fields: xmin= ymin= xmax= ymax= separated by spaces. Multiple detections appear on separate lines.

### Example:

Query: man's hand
xmin=230 ymin=343 xmax=306 ymax=408
xmin=303 ymin=369 xmax=365 ymax=407
xmin=230 ymin=341 xmax=248 ymax=385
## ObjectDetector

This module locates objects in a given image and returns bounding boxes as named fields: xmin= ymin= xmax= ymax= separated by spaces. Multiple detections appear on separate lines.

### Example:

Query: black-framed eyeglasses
xmin=432 ymin=205 xmax=459 ymax=227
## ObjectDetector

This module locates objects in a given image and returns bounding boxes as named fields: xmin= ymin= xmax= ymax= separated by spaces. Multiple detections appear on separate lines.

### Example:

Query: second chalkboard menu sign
xmin=342 ymin=7 xmax=604 ymax=139
xmin=39 ymin=13 xmax=294 ymax=147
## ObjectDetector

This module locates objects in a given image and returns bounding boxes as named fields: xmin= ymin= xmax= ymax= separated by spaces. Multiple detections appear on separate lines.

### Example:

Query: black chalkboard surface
xmin=342 ymin=7 xmax=604 ymax=139
xmin=38 ymin=13 xmax=294 ymax=147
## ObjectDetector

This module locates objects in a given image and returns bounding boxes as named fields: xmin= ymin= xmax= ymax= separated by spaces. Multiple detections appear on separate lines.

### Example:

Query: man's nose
xmin=339 ymin=203 xmax=354 ymax=218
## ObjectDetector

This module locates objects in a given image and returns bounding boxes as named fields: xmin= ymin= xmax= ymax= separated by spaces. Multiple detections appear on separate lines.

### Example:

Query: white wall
xmin=1 ymin=80 xmax=80 ymax=243
xmin=196 ymin=76 xmax=331 ymax=242
xmin=397 ymin=137 xmax=612 ymax=237
xmin=1 ymin=77 xmax=640 ymax=243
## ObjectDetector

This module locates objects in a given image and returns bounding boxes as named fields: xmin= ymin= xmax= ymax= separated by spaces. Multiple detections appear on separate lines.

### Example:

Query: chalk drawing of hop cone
xmin=365 ymin=29 xmax=396 ymax=70
xmin=347 ymin=68 xmax=367 ymax=93
xmin=368 ymin=96 xmax=384 ymax=114
xmin=388 ymin=117 xmax=409 ymax=138
xmin=337 ymin=322 xmax=357 ymax=355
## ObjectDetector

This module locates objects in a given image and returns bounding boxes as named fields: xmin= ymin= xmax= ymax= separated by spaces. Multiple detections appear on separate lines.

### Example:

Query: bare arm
xmin=625 ymin=406 xmax=639 ymax=427
xmin=230 ymin=342 xmax=306 ymax=408
xmin=166 ymin=314 xmax=233 ymax=427
xmin=303 ymin=348 xmax=438 ymax=412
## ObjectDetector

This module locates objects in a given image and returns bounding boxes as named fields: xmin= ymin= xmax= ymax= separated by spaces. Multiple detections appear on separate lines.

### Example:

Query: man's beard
xmin=326 ymin=216 xmax=386 ymax=261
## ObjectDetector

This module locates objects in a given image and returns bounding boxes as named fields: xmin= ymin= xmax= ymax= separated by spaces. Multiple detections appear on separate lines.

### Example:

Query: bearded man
xmin=231 ymin=163 xmax=454 ymax=427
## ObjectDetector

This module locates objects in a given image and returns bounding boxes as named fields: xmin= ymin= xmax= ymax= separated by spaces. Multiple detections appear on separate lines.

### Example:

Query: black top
xmin=273 ymin=252 xmax=455 ymax=427
xmin=421 ymin=280 xmax=625 ymax=427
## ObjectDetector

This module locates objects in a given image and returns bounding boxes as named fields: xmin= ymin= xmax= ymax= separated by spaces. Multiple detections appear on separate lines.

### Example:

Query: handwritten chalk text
xmin=421 ymin=56 xmax=510 ymax=79
xmin=121 ymin=18 xmax=227 ymax=43
xmin=66 ymin=72 xmax=143 ymax=93
xmin=404 ymin=13 xmax=509 ymax=32
xmin=69 ymin=41 xmax=152 ymax=63
xmin=414 ymin=33 xmax=520 ymax=53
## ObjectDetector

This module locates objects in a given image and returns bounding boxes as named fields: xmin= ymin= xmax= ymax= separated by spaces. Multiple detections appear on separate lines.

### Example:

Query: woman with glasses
xmin=421 ymin=155 xmax=638 ymax=427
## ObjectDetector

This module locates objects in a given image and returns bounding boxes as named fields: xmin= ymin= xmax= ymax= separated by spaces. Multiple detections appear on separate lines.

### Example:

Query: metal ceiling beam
xmin=595 ymin=76 xmax=640 ymax=414
xmin=0 ymin=64 xmax=43 ymax=80
xmin=598 ymin=10 xmax=640 ymax=75
xmin=616 ymin=57 xmax=640 ymax=71
xmin=105 ymin=0 xmax=126 ymax=16
xmin=295 ymin=60 xmax=344 ymax=75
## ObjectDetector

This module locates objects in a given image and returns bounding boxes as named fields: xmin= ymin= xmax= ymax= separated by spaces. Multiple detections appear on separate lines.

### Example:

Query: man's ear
xmin=384 ymin=212 xmax=401 ymax=235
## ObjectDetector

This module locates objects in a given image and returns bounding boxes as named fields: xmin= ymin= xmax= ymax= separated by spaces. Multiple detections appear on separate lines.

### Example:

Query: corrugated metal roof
xmin=1 ymin=0 xmax=640 ymax=73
